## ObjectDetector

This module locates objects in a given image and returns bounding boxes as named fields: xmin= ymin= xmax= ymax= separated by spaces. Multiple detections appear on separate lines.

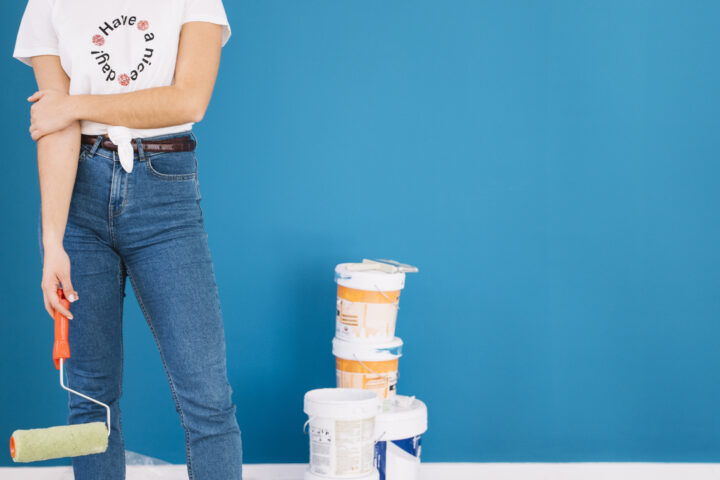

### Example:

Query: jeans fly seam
xmin=110 ymin=159 xmax=129 ymax=219
xmin=116 ymin=172 xmax=129 ymax=217
xmin=107 ymin=156 xmax=117 ymax=249
xmin=125 ymin=266 xmax=195 ymax=480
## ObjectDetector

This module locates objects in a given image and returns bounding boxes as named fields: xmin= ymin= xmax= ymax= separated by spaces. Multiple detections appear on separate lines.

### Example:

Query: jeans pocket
xmin=147 ymin=151 xmax=198 ymax=180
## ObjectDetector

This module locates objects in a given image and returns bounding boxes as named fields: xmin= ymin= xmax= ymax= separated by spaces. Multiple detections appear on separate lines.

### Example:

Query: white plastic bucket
xmin=304 ymin=388 xmax=381 ymax=478
xmin=373 ymin=396 xmax=428 ymax=480
xmin=335 ymin=263 xmax=406 ymax=343
xmin=332 ymin=337 xmax=403 ymax=401
xmin=304 ymin=468 xmax=380 ymax=480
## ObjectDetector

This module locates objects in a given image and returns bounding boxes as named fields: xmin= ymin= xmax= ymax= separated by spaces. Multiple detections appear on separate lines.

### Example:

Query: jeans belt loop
xmin=90 ymin=135 xmax=103 ymax=156
xmin=136 ymin=138 xmax=146 ymax=162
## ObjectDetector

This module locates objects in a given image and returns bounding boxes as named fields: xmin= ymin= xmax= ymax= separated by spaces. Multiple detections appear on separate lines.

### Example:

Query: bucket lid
xmin=332 ymin=337 xmax=403 ymax=361
xmin=375 ymin=395 xmax=428 ymax=441
xmin=304 ymin=388 xmax=381 ymax=420
xmin=305 ymin=468 xmax=379 ymax=480
xmin=335 ymin=263 xmax=406 ymax=292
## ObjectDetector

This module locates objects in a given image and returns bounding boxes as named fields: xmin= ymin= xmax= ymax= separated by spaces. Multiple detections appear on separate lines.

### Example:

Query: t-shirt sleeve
xmin=12 ymin=0 xmax=59 ymax=67
xmin=182 ymin=0 xmax=232 ymax=47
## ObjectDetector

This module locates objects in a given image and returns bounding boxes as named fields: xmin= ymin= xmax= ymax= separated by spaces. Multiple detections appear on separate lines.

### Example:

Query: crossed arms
xmin=31 ymin=22 xmax=223 ymax=321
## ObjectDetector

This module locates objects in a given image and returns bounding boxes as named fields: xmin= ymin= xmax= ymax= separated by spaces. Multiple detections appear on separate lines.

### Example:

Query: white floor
xmin=2 ymin=463 xmax=720 ymax=480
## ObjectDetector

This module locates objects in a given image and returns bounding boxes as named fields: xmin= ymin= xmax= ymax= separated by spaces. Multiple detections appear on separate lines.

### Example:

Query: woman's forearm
xmin=69 ymin=85 xmax=205 ymax=129
xmin=38 ymin=121 xmax=81 ymax=247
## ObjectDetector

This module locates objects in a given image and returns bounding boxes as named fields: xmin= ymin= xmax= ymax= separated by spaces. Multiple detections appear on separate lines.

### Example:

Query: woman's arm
xmin=28 ymin=22 xmax=223 ymax=141
xmin=31 ymin=54 xmax=80 ymax=321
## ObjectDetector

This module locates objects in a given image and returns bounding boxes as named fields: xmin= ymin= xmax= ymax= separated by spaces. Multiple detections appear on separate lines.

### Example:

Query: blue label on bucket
xmin=375 ymin=441 xmax=387 ymax=479
xmin=374 ymin=435 xmax=422 ymax=480
xmin=334 ymin=271 xmax=348 ymax=282
xmin=378 ymin=345 xmax=403 ymax=356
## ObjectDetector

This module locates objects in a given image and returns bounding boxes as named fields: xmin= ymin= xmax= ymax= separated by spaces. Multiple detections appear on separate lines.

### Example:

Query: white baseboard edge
xmin=2 ymin=462 xmax=720 ymax=479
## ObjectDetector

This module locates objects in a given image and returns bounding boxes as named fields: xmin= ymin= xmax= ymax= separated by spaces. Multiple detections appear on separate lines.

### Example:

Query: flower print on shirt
xmin=90 ymin=15 xmax=156 ymax=87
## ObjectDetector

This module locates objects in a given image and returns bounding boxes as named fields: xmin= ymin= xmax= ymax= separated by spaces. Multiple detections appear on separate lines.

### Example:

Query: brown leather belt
xmin=81 ymin=134 xmax=196 ymax=152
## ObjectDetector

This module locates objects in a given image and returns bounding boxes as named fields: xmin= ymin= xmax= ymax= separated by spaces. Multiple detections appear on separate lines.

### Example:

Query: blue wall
xmin=2 ymin=0 xmax=720 ymax=467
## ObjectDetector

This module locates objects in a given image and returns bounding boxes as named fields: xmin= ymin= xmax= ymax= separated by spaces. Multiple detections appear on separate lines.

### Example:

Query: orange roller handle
xmin=53 ymin=288 xmax=71 ymax=370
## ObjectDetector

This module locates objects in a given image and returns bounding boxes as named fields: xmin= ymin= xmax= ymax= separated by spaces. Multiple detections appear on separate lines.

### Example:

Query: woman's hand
xmin=28 ymin=89 xmax=76 ymax=141
xmin=40 ymin=242 xmax=79 ymax=321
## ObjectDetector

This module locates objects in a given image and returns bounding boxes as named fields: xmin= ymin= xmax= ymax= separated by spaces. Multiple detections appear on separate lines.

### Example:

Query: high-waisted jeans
xmin=37 ymin=130 xmax=243 ymax=480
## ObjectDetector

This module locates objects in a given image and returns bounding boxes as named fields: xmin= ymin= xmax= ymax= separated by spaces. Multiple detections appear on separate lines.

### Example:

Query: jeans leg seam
xmin=118 ymin=260 xmax=126 ymax=400
xmin=119 ymin=261 xmax=125 ymax=468
xmin=126 ymin=266 xmax=195 ymax=480
xmin=108 ymin=213 xmax=116 ymax=249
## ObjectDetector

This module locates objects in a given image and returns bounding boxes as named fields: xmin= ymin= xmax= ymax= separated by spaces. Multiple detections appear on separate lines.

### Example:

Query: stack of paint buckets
xmin=303 ymin=259 xmax=428 ymax=480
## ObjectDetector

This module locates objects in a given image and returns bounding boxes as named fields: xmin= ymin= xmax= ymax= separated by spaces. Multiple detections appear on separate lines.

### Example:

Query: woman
xmin=12 ymin=1 xmax=242 ymax=479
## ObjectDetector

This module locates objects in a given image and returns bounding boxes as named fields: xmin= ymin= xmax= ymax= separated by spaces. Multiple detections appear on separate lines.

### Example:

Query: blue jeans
xmin=37 ymin=130 xmax=243 ymax=480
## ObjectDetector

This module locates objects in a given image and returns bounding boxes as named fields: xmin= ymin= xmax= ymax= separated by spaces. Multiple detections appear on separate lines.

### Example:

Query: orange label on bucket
xmin=336 ymin=358 xmax=399 ymax=400
xmin=336 ymin=358 xmax=398 ymax=373
xmin=337 ymin=286 xmax=400 ymax=304
xmin=336 ymin=286 xmax=400 ymax=342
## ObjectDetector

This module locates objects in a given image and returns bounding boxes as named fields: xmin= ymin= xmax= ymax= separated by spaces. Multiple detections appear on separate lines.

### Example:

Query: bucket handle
xmin=346 ymin=356 xmax=399 ymax=407
xmin=353 ymin=354 xmax=380 ymax=375
xmin=303 ymin=417 xmax=315 ymax=434
xmin=373 ymin=284 xmax=399 ymax=311
xmin=352 ymin=354 xmax=401 ymax=382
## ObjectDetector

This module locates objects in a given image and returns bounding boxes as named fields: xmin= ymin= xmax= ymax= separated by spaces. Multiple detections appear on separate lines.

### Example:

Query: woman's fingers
xmin=27 ymin=93 xmax=51 ymax=141
xmin=57 ymin=270 xmax=79 ymax=303
xmin=49 ymin=285 xmax=74 ymax=320
xmin=27 ymin=90 xmax=43 ymax=102
xmin=29 ymin=125 xmax=44 ymax=141
xmin=41 ymin=245 xmax=77 ymax=320
xmin=41 ymin=279 xmax=71 ymax=319
xmin=41 ymin=288 xmax=53 ymax=319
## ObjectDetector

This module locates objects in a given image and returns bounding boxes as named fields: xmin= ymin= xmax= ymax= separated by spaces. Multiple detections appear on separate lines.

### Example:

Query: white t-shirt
xmin=13 ymin=0 xmax=231 ymax=140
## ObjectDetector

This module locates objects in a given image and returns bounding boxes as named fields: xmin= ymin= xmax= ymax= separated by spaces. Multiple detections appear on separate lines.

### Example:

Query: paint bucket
xmin=374 ymin=396 xmax=428 ymax=480
xmin=304 ymin=388 xmax=381 ymax=478
xmin=332 ymin=337 xmax=403 ymax=401
xmin=334 ymin=263 xmax=405 ymax=343
xmin=304 ymin=468 xmax=379 ymax=480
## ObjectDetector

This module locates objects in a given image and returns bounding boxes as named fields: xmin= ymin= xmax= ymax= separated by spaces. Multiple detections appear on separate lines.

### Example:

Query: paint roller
xmin=9 ymin=288 xmax=110 ymax=462
xmin=345 ymin=259 xmax=419 ymax=274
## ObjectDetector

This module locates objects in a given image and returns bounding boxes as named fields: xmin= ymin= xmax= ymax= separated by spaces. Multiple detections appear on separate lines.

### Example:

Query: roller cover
xmin=10 ymin=422 xmax=108 ymax=463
